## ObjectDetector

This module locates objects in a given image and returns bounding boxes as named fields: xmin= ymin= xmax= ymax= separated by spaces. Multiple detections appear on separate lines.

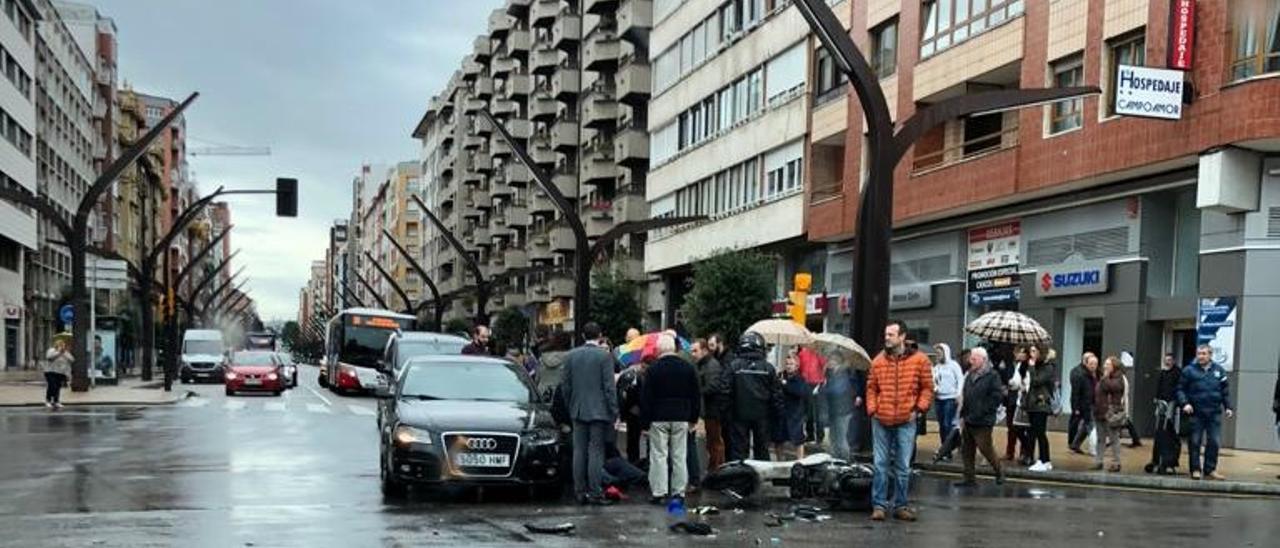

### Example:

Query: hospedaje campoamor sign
xmin=1114 ymin=65 xmax=1185 ymax=120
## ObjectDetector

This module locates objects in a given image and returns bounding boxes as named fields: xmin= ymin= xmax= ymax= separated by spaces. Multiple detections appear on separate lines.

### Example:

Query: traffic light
xmin=789 ymin=273 xmax=812 ymax=325
xmin=276 ymin=178 xmax=297 ymax=217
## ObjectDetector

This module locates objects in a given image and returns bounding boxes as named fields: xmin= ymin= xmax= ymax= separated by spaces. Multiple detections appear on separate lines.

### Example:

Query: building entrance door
xmin=4 ymin=319 xmax=18 ymax=369
xmin=1061 ymin=307 xmax=1105 ymax=412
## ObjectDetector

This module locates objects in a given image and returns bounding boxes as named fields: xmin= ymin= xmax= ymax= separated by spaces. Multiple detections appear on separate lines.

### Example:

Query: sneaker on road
xmin=893 ymin=508 xmax=918 ymax=522
xmin=1040 ymin=461 xmax=1053 ymax=471
xmin=1190 ymin=471 xmax=1202 ymax=480
xmin=1207 ymin=471 xmax=1226 ymax=481
xmin=870 ymin=508 xmax=886 ymax=521
xmin=1028 ymin=461 xmax=1046 ymax=472
xmin=43 ymin=402 xmax=53 ymax=409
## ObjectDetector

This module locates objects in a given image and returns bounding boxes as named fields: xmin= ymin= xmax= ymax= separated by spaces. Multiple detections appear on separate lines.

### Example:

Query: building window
xmin=921 ymin=0 xmax=1025 ymax=59
xmin=871 ymin=18 xmax=899 ymax=79
xmin=1049 ymin=54 xmax=1084 ymax=134
xmin=1105 ymin=30 xmax=1146 ymax=117
xmin=813 ymin=47 xmax=841 ymax=103
xmin=1229 ymin=0 xmax=1280 ymax=80
xmin=0 ymin=235 xmax=19 ymax=272
xmin=963 ymin=112 xmax=1004 ymax=156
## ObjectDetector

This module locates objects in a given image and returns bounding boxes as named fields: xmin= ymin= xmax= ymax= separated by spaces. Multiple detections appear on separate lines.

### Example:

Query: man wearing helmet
xmin=723 ymin=331 xmax=785 ymax=461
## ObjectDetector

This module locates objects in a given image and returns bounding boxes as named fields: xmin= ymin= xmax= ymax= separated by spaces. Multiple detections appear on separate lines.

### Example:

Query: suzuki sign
xmin=1036 ymin=261 xmax=1110 ymax=297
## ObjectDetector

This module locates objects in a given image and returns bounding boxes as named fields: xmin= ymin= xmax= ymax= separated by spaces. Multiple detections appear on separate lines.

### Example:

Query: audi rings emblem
xmin=466 ymin=437 xmax=498 ymax=450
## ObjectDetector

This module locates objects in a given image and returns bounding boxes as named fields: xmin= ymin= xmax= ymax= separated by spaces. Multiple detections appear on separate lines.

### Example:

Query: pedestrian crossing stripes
xmin=177 ymin=397 xmax=376 ymax=418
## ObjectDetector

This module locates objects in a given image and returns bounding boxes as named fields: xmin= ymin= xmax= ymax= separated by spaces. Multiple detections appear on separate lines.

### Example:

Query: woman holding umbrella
xmin=43 ymin=334 xmax=73 ymax=409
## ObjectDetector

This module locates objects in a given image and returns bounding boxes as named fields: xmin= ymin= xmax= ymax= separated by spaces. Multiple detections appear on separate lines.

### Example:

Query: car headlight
xmin=225 ymin=372 xmax=237 ymax=380
xmin=393 ymin=425 xmax=433 ymax=447
xmin=267 ymin=373 xmax=278 ymax=381
xmin=522 ymin=429 xmax=558 ymax=446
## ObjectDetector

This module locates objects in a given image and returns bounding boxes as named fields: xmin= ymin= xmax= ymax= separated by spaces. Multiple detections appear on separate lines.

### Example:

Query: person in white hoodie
xmin=931 ymin=343 xmax=965 ymax=461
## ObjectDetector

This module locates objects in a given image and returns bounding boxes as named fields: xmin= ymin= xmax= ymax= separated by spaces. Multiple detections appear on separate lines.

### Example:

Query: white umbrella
xmin=812 ymin=332 xmax=872 ymax=371
xmin=965 ymin=310 xmax=1051 ymax=345
xmin=745 ymin=319 xmax=814 ymax=346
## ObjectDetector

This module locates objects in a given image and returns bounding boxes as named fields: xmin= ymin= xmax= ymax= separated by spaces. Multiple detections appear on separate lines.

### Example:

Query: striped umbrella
xmin=964 ymin=310 xmax=1051 ymax=345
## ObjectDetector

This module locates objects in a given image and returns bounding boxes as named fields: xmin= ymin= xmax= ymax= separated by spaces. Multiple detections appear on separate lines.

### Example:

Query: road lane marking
xmin=348 ymin=405 xmax=375 ymax=417
xmin=264 ymin=402 xmax=286 ymax=412
xmin=224 ymin=400 xmax=246 ymax=411
xmin=306 ymin=403 xmax=332 ymax=414
xmin=306 ymin=385 xmax=332 ymax=407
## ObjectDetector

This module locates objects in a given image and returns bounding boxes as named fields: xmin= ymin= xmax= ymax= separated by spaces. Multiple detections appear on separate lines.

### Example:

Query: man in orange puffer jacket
xmin=866 ymin=320 xmax=934 ymax=522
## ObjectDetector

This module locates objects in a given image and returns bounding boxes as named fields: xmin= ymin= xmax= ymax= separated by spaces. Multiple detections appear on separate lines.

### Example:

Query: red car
xmin=225 ymin=351 xmax=285 ymax=396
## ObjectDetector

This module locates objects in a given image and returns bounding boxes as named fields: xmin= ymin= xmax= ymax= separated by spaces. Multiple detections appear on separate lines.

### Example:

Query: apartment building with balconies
xmin=413 ymin=0 xmax=654 ymax=330
xmin=807 ymin=0 xmax=1280 ymax=451
xmin=0 ymin=0 xmax=37 ymax=370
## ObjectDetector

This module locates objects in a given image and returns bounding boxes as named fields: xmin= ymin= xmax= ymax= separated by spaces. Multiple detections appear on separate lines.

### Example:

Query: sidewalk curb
xmin=919 ymin=462 xmax=1280 ymax=497
xmin=0 ymin=390 xmax=195 ymax=408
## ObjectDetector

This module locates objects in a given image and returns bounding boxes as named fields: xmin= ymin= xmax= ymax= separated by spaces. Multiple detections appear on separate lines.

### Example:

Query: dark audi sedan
xmin=377 ymin=355 xmax=561 ymax=498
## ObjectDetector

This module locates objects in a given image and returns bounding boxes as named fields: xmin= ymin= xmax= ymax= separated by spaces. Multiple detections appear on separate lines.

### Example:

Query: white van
xmin=181 ymin=329 xmax=227 ymax=383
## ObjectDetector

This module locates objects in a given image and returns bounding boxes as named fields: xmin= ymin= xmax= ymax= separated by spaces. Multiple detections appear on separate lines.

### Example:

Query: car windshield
xmin=399 ymin=361 xmax=530 ymax=402
xmin=396 ymin=340 xmax=467 ymax=370
xmin=234 ymin=352 xmax=276 ymax=367
xmin=184 ymin=340 xmax=222 ymax=355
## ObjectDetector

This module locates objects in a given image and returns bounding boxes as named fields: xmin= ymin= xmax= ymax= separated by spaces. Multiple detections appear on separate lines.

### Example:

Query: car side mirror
xmin=374 ymin=384 xmax=393 ymax=399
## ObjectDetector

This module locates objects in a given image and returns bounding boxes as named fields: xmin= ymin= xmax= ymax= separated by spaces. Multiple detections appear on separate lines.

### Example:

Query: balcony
xmin=506 ymin=0 xmax=532 ymax=17
xmin=491 ymin=56 xmax=518 ymax=79
xmin=461 ymin=202 xmax=482 ymax=220
xmin=437 ymin=155 xmax=456 ymax=179
xmin=612 ymin=188 xmax=647 ymax=222
xmin=551 ymin=64 xmax=580 ymax=100
xmin=529 ymin=231 xmax=553 ymax=262
xmin=547 ymin=274 xmax=574 ymax=299
xmin=463 ymin=134 xmax=486 ymax=150
xmin=463 ymin=167 xmax=483 ymax=186
xmin=617 ymin=0 xmax=653 ymax=43
xmin=438 ymin=184 xmax=458 ymax=209
xmin=505 ymin=247 xmax=529 ymax=269
xmin=505 ymin=118 xmax=535 ymax=140
xmin=552 ymin=165 xmax=579 ymax=197
xmin=505 ymin=162 xmax=532 ymax=186
xmin=491 ymin=98 xmax=518 ymax=118
xmin=473 ymin=36 xmax=492 ymax=62
xmin=550 ymin=117 xmax=577 ymax=152
xmin=532 ymin=0 xmax=559 ymax=28
xmin=463 ymin=97 xmax=486 ymax=114
xmin=490 ymin=183 xmax=513 ymax=201
xmin=583 ymin=31 xmax=621 ymax=72
xmin=911 ymin=116 xmax=1020 ymax=175
xmin=506 ymin=29 xmax=532 ymax=59
xmin=530 ymin=91 xmax=558 ymax=121
xmin=489 ymin=9 xmax=512 ymax=39
xmin=550 ymin=225 xmax=575 ymax=252
xmin=582 ymin=89 xmax=618 ymax=129
xmin=472 ymin=153 xmax=494 ymax=173
xmin=507 ymin=201 xmax=531 ymax=227
xmin=530 ymin=135 xmax=556 ymax=167
xmin=472 ymin=116 xmax=493 ymax=137
xmin=474 ymin=76 xmax=494 ymax=99
xmin=616 ymin=56 xmax=650 ymax=106
xmin=581 ymin=146 xmax=618 ymax=185
xmin=503 ymin=290 xmax=528 ymax=309
xmin=530 ymin=190 xmax=556 ymax=215
xmin=584 ymin=0 xmax=619 ymax=15
xmin=613 ymin=125 xmax=648 ymax=168
xmin=553 ymin=13 xmax=581 ymax=51
xmin=584 ymin=206 xmax=613 ymax=238
xmin=462 ymin=57 xmax=482 ymax=80
xmin=474 ymin=226 xmax=492 ymax=245
xmin=531 ymin=44 xmax=559 ymax=75
xmin=505 ymin=73 xmax=533 ymax=99
xmin=491 ymin=136 xmax=513 ymax=158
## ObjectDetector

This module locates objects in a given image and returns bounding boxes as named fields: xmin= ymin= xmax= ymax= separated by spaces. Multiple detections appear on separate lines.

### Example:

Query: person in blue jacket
xmin=1177 ymin=344 xmax=1234 ymax=480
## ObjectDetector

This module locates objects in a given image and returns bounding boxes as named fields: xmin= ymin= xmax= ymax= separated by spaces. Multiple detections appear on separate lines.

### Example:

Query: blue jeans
xmin=935 ymin=398 xmax=958 ymax=446
xmin=1187 ymin=412 xmax=1222 ymax=474
xmin=827 ymin=411 xmax=853 ymax=460
xmin=872 ymin=419 xmax=917 ymax=511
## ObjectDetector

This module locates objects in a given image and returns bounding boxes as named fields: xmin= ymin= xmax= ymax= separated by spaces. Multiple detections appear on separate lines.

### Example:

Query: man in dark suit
xmin=560 ymin=322 xmax=619 ymax=505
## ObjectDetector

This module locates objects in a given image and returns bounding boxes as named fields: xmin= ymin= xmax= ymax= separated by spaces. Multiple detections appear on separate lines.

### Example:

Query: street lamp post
xmin=362 ymin=251 xmax=412 ymax=315
xmin=381 ymin=229 xmax=444 ymax=331
xmin=201 ymin=266 xmax=247 ymax=322
xmin=791 ymin=0 xmax=1099 ymax=356
xmin=184 ymin=250 xmax=241 ymax=322
xmin=413 ymin=195 xmax=489 ymax=326
xmin=352 ymin=268 xmax=393 ymax=311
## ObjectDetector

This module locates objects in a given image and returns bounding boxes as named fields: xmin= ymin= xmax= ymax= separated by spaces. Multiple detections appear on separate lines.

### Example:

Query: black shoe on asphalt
xmin=649 ymin=496 xmax=666 ymax=506
xmin=1144 ymin=463 xmax=1156 ymax=474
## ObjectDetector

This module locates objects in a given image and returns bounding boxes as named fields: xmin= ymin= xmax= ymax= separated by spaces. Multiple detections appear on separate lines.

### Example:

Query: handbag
xmin=1013 ymin=407 xmax=1030 ymax=427
xmin=1106 ymin=407 xmax=1129 ymax=429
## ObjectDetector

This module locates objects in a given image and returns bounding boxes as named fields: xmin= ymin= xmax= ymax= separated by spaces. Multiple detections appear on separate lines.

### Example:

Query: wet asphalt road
xmin=2 ymin=364 xmax=1279 ymax=548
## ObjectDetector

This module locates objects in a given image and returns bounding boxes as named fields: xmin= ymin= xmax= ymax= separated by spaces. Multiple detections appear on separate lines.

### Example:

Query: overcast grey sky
xmin=93 ymin=0 xmax=502 ymax=321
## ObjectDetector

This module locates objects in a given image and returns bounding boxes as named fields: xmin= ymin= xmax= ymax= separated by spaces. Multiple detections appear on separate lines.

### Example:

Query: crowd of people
xmin=460 ymin=318 xmax=1275 ymax=521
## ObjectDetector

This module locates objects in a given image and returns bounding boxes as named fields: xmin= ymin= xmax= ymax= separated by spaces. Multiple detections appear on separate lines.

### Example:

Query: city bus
xmin=319 ymin=308 xmax=415 ymax=394
xmin=244 ymin=331 xmax=278 ymax=352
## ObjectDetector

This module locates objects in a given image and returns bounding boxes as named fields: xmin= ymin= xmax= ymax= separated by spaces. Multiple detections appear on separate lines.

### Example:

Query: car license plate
xmin=245 ymin=378 xmax=262 ymax=386
xmin=455 ymin=453 xmax=509 ymax=468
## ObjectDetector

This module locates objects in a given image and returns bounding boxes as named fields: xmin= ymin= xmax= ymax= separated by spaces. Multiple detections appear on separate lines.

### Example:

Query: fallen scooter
xmin=701 ymin=453 xmax=873 ymax=511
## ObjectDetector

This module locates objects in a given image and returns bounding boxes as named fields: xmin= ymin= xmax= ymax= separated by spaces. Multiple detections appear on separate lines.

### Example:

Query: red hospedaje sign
xmin=1168 ymin=0 xmax=1196 ymax=70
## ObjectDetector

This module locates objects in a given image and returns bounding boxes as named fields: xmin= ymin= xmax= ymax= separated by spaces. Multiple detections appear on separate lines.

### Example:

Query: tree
xmin=280 ymin=321 xmax=301 ymax=350
xmin=680 ymin=250 xmax=776 ymax=345
xmin=491 ymin=306 xmax=528 ymax=356
xmin=444 ymin=317 xmax=472 ymax=336
xmin=590 ymin=268 xmax=642 ymax=345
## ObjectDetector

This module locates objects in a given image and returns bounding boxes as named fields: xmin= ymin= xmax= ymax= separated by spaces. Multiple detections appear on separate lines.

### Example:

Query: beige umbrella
xmin=812 ymin=332 xmax=873 ymax=371
xmin=745 ymin=319 xmax=814 ymax=346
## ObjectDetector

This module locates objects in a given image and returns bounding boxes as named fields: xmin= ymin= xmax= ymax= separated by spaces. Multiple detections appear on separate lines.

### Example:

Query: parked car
xmin=225 ymin=351 xmax=285 ymax=396
xmin=376 ymin=355 xmax=560 ymax=499
xmin=276 ymin=352 xmax=298 ymax=388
